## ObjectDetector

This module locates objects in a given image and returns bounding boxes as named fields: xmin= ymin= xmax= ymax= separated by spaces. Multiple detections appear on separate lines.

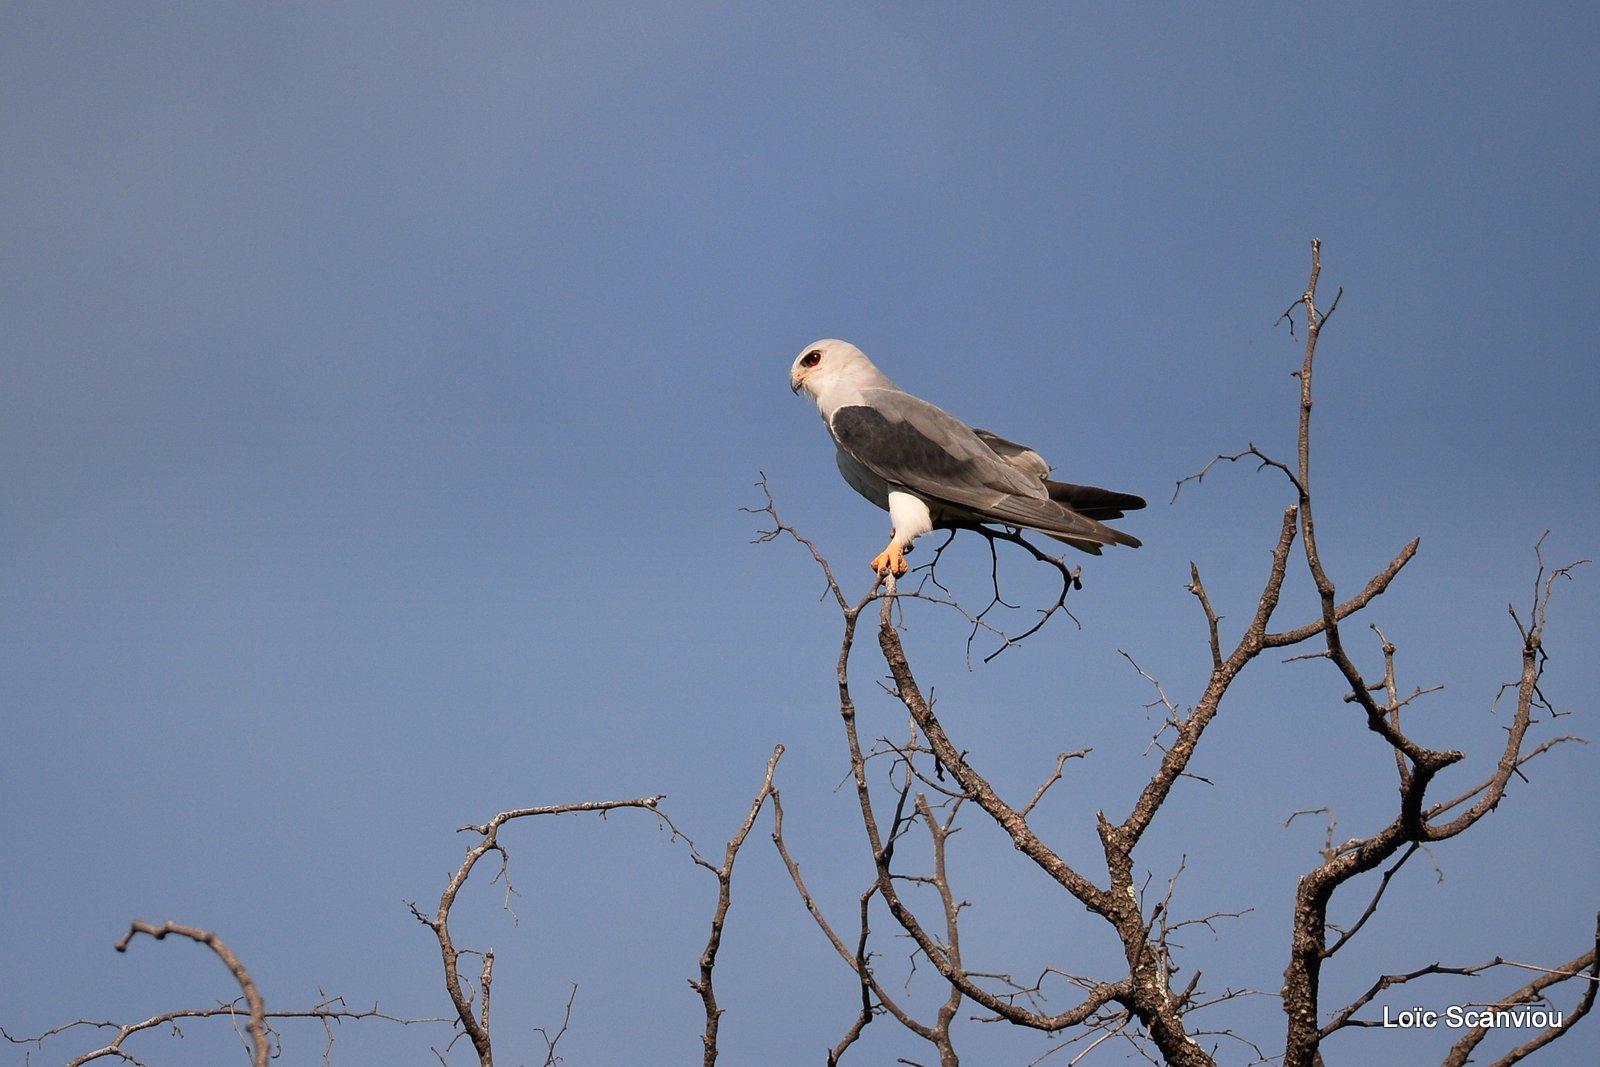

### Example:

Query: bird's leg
xmin=874 ymin=493 xmax=933 ymax=576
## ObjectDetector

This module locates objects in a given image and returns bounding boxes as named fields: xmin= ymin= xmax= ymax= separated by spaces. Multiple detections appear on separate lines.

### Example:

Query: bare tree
xmin=751 ymin=240 xmax=1593 ymax=1064
xmin=11 ymin=244 xmax=1590 ymax=1066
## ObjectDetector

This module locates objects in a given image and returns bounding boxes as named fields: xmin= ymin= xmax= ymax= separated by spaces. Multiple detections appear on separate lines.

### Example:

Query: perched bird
xmin=789 ymin=339 xmax=1144 ymax=577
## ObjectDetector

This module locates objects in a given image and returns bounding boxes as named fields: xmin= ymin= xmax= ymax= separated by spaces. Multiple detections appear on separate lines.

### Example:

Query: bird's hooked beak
xmin=790 ymin=367 xmax=807 ymax=395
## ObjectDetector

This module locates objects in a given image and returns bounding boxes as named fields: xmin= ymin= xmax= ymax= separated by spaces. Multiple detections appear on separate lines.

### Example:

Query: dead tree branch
xmin=1275 ymin=241 xmax=1590 ymax=1067
xmin=407 ymin=795 xmax=668 ymax=1067
xmin=1 ymin=923 xmax=442 ymax=1067
xmin=113 ymin=920 xmax=270 ymax=1067
xmin=688 ymin=745 xmax=784 ymax=1067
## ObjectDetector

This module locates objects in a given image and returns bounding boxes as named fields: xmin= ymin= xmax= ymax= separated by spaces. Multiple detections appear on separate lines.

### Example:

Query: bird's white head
xmin=789 ymin=339 xmax=894 ymax=401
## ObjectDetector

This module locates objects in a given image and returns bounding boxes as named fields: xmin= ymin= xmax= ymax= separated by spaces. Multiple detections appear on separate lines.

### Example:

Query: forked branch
xmin=408 ymin=795 xmax=668 ymax=1067
xmin=1 ymin=923 xmax=441 ymax=1067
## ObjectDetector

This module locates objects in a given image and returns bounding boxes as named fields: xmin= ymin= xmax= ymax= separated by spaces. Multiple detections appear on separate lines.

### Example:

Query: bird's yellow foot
xmin=869 ymin=542 xmax=909 ymax=577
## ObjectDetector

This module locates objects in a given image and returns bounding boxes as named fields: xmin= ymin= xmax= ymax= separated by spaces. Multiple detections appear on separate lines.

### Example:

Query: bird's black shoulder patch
xmin=830 ymin=405 xmax=972 ymax=483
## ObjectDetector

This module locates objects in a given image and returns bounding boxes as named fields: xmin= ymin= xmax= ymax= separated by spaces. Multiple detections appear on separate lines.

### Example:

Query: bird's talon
xmin=869 ymin=545 xmax=909 ymax=577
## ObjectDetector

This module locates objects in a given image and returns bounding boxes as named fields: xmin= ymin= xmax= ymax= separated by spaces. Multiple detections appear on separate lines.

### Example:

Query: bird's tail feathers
xmin=1045 ymin=525 xmax=1142 ymax=552
xmin=1043 ymin=480 xmax=1147 ymax=521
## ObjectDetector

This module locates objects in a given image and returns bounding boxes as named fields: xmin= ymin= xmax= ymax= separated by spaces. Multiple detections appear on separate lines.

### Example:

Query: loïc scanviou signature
xmin=1381 ymin=1005 xmax=1565 ymax=1029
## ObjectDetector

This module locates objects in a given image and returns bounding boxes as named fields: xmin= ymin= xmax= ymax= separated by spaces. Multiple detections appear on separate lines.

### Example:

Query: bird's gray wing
xmin=972 ymin=426 xmax=1148 ymax=523
xmin=829 ymin=388 xmax=1134 ymax=546
xmin=971 ymin=428 xmax=1051 ymax=479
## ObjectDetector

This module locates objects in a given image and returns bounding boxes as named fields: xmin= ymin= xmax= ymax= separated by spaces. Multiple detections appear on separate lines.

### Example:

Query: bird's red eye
xmin=801 ymin=350 xmax=822 ymax=368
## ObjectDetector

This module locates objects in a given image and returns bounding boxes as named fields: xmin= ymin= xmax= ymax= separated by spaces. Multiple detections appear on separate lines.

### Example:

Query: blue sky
xmin=3 ymin=4 xmax=1596 ymax=1065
